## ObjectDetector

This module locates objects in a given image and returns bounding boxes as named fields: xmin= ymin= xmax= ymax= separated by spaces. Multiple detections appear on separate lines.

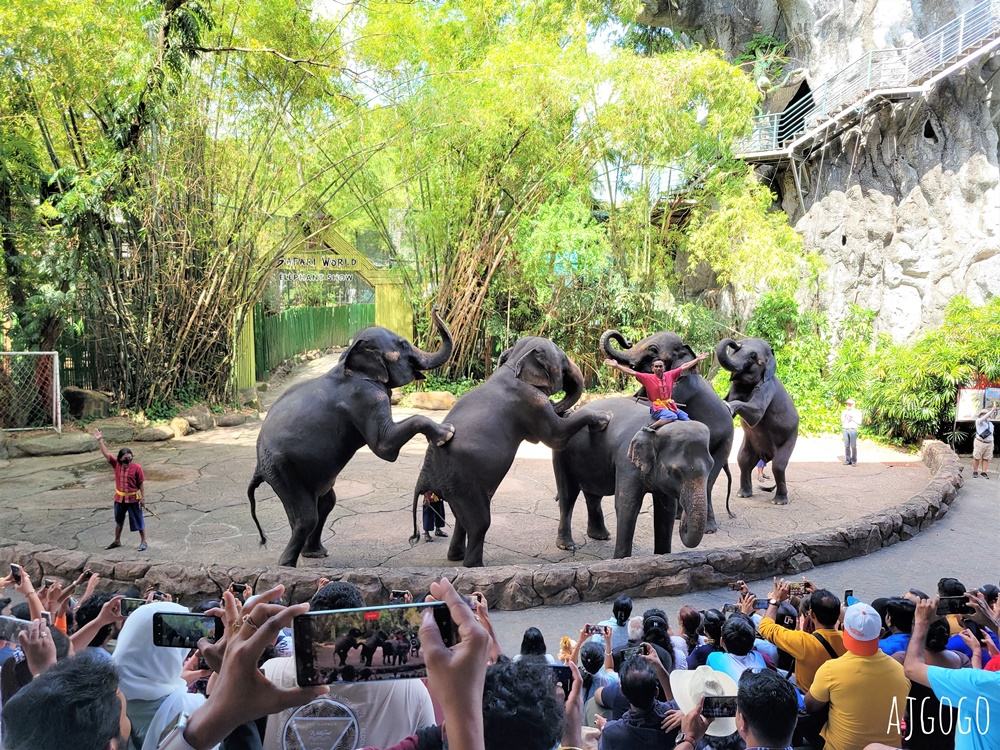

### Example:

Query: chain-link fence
xmin=0 ymin=352 xmax=62 ymax=432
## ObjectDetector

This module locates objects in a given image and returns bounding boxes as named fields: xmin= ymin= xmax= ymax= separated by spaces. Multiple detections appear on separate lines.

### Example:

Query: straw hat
xmin=669 ymin=665 xmax=739 ymax=736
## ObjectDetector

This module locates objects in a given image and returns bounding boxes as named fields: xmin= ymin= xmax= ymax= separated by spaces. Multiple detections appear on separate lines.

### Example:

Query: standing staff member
xmin=421 ymin=491 xmax=448 ymax=542
xmin=841 ymin=398 xmax=862 ymax=466
xmin=93 ymin=428 xmax=148 ymax=551
xmin=973 ymin=405 xmax=997 ymax=478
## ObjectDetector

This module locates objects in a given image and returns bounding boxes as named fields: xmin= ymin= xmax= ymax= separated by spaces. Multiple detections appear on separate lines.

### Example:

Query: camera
xmin=584 ymin=624 xmax=608 ymax=636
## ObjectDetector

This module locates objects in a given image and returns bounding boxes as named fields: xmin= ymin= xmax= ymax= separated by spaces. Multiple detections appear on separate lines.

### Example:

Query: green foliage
xmin=733 ymin=33 xmax=790 ymax=90
xmin=145 ymin=400 xmax=178 ymax=423
xmin=407 ymin=374 xmax=482 ymax=398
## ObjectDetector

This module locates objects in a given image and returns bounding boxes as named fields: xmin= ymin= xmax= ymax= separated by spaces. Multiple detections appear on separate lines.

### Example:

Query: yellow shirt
xmin=809 ymin=650 xmax=910 ymax=750
xmin=756 ymin=618 xmax=846 ymax=691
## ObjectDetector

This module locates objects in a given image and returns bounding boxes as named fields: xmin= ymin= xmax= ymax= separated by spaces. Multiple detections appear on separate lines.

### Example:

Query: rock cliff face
xmin=641 ymin=0 xmax=1000 ymax=339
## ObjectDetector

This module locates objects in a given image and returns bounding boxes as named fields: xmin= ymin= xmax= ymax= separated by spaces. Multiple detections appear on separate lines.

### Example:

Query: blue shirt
xmin=926 ymin=665 xmax=1000 ymax=750
xmin=947 ymin=630 xmax=1000 ymax=659
xmin=879 ymin=632 xmax=911 ymax=655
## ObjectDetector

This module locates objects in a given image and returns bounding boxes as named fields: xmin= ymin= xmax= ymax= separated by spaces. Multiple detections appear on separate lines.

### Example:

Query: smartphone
xmin=752 ymin=600 xmax=770 ymax=610
xmin=0 ymin=615 xmax=31 ymax=642
xmin=43 ymin=579 xmax=55 ymax=588
xmin=461 ymin=595 xmax=478 ymax=612
xmin=293 ymin=601 xmax=455 ymax=686
xmin=39 ymin=611 xmax=52 ymax=626
xmin=844 ymin=589 xmax=854 ymax=602
xmin=388 ymin=590 xmax=408 ymax=603
xmin=727 ymin=581 xmax=745 ymax=591
xmin=620 ymin=644 xmax=646 ymax=661
xmin=83 ymin=570 xmax=94 ymax=581
xmin=584 ymin=624 xmax=606 ymax=636
xmin=230 ymin=582 xmax=247 ymax=591
xmin=544 ymin=664 xmax=573 ymax=696
xmin=702 ymin=695 xmax=739 ymax=718
xmin=119 ymin=598 xmax=148 ymax=617
xmin=722 ymin=603 xmax=739 ymax=615
xmin=10 ymin=565 xmax=21 ymax=586
xmin=788 ymin=582 xmax=807 ymax=597
xmin=936 ymin=596 xmax=975 ymax=616
xmin=153 ymin=612 xmax=223 ymax=649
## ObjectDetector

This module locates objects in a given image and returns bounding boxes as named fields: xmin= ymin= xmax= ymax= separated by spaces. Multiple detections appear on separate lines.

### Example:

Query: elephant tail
xmin=723 ymin=463 xmax=735 ymax=519
xmin=409 ymin=485 xmax=423 ymax=545
xmin=247 ymin=470 xmax=268 ymax=546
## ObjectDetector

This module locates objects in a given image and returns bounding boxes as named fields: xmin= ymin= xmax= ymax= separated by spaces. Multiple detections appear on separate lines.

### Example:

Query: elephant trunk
xmin=412 ymin=306 xmax=453 ymax=371
xmin=678 ymin=478 xmax=707 ymax=548
xmin=715 ymin=338 xmax=740 ymax=373
xmin=600 ymin=329 xmax=633 ymax=364
xmin=552 ymin=359 xmax=584 ymax=415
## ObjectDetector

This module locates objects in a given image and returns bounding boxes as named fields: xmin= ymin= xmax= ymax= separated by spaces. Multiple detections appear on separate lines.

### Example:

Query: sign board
xmin=956 ymin=389 xmax=984 ymax=421
xmin=986 ymin=387 xmax=1000 ymax=408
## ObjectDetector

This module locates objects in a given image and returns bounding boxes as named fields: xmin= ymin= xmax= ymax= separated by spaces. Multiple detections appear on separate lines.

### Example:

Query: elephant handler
xmin=605 ymin=354 xmax=709 ymax=430
xmin=93 ymin=428 xmax=149 ymax=552
xmin=422 ymin=490 xmax=448 ymax=542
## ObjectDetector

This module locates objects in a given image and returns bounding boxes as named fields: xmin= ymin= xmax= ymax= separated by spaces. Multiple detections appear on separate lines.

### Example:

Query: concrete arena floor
xmin=0 ymin=354 xmax=931 ymax=571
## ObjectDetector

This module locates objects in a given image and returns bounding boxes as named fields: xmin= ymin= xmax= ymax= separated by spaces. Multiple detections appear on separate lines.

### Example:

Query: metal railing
xmin=737 ymin=0 xmax=1000 ymax=155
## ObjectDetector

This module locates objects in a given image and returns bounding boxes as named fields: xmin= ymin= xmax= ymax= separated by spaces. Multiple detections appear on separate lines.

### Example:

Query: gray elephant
xmin=601 ymin=330 xmax=734 ymax=530
xmin=409 ymin=336 xmax=612 ymax=567
xmin=247 ymin=308 xmax=455 ymax=567
xmin=553 ymin=398 xmax=712 ymax=558
xmin=716 ymin=337 xmax=799 ymax=505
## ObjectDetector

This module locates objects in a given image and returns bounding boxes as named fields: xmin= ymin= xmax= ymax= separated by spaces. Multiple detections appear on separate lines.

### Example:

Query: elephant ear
xmin=497 ymin=347 xmax=513 ymax=367
xmin=676 ymin=344 xmax=696 ymax=367
xmin=627 ymin=429 xmax=657 ymax=475
xmin=513 ymin=347 xmax=553 ymax=390
xmin=763 ymin=348 xmax=777 ymax=383
xmin=343 ymin=339 xmax=390 ymax=383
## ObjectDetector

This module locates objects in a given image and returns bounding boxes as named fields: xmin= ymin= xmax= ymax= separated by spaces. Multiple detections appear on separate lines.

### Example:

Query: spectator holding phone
xmin=571 ymin=624 xmax=617 ymax=707
xmin=972 ymin=405 xmax=996 ymax=478
xmin=878 ymin=598 xmax=916 ymax=655
xmin=597 ymin=655 xmax=681 ymax=749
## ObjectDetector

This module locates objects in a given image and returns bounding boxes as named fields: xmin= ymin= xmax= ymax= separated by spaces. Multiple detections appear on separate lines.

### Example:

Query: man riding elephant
xmin=605 ymin=354 xmax=710 ymax=430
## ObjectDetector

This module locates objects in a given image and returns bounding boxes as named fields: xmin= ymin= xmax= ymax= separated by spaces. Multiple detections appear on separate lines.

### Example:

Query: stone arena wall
xmin=0 ymin=441 xmax=964 ymax=611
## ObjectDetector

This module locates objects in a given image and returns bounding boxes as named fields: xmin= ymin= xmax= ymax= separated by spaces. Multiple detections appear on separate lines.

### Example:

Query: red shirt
xmin=632 ymin=368 xmax=685 ymax=412
xmin=108 ymin=457 xmax=145 ymax=502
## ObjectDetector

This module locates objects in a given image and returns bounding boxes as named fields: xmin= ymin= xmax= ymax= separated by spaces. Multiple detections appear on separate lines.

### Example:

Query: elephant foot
xmin=586 ymin=526 xmax=611 ymax=541
xmin=435 ymin=423 xmax=456 ymax=447
xmin=556 ymin=536 xmax=578 ymax=551
xmin=301 ymin=547 xmax=329 ymax=559
xmin=737 ymin=488 xmax=753 ymax=498
xmin=447 ymin=549 xmax=466 ymax=562
xmin=589 ymin=411 xmax=613 ymax=431
xmin=772 ymin=495 xmax=790 ymax=506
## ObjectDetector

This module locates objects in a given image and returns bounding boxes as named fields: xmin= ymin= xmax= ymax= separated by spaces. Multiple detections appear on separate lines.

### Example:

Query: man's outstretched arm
xmin=604 ymin=359 xmax=637 ymax=377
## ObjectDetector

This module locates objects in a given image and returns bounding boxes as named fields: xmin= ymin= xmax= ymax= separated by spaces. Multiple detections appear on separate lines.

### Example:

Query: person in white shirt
xmin=841 ymin=398 xmax=863 ymax=466
xmin=973 ymin=405 xmax=997 ymax=478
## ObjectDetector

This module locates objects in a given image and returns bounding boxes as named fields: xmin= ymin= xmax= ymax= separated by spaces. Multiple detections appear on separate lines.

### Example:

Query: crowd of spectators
xmin=1 ymin=562 xmax=1000 ymax=750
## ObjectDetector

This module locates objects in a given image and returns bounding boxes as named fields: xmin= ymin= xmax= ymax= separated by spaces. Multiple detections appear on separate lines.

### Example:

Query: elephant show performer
xmin=605 ymin=354 xmax=709 ymax=430
xmin=93 ymin=428 xmax=149 ymax=552
xmin=422 ymin=490 xmax=448 ymax=542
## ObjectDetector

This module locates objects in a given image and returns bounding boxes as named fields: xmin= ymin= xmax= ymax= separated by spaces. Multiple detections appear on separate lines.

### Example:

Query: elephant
xmin=382 ymin=639 xmax=409 ymax=665
xmin=553 ymin=398 xmax=713 ymax=558
xmin=247 ymin=307 xmax=456 ymax=567
xmin=360 ymin=630 xmax=388 ymax=667
xmin=409 ymin=336 xmax=612 ymax=567
xmin=334 ymin=628 xmax=364 ymax=666
xmin=601 ymin=330 xmax=734 ymax=530
xmin=715 ymin=337 xmax=800 ymax=505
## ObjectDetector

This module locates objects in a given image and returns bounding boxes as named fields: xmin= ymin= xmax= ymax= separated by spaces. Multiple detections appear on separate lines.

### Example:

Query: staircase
xmin=736 ymin=0 xmax=1000 ymax=163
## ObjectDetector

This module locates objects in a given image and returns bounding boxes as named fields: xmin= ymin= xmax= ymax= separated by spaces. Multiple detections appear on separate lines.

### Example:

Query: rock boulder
xmin=62 ymin=387 xmax=112 ymax=420
xmin=215 ymin=413 xmax=247 ymax=427
xmin=410 ymin=391 xmax=458 ymax=411
xmin=169 ymin=417 xmax=192 ymax=438
xmin=8 ymin=432 xmax=97 ymax=458
xmin=89 ymin=418 xmax=136 ymax=444
xmin=135 ymin=425 xmax=175 ymax=442
xmin=178 ymin=406 xmax=215 ymax=431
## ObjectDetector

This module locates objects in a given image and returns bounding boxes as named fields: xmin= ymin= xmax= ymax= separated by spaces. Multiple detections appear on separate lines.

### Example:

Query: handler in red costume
xmin=93 ymin=428 xmax=149 ymax=551
xmin=605 ymin=354 xmax=709 ymax=429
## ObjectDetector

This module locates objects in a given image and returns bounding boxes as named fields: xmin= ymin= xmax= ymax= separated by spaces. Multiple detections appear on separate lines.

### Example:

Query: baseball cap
xmin=776 ymin=602 xmax=798 ymax=629
xmin=845 ymin=398 xmax=855 ymax=406
xmin=842 ymin=602 xmax=882 ymax=655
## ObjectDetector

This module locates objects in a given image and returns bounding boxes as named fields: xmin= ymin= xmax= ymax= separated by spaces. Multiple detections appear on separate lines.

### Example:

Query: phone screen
xmin=752 ymin=600 xmax=770 ymax=610
xmin=10 ymin=566 xmax=21 ymax=585
xmin=39 ymin=611 xmax=52 ymax=626
xmin=936 ymin=596 xmax=974 ymax=616
xmin=153 ymin=613 xmax=223 ymax=649
xmin=120 ymin=598 xmax=148 ymax=617
xmin=788 ymin=582 xmax=807 ymax=596
xmin=620 ymin=645 xmax=646 ymax=661
xmin=722 ymin=603 xmax=739 ymax=615
xmin=702 ymin=695 xmax=739 ymax=718
xmin=543 ymin=664 xmax=573 ymax=696
xmin=293 ymin=602 xmax=455 ymax=686
xmin=0 ymin=615 xmax=31 ymax=643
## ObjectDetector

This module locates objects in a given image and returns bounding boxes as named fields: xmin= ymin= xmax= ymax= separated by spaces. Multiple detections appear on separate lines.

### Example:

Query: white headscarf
xmin=112 ymin=601 xmax=210 ymax=750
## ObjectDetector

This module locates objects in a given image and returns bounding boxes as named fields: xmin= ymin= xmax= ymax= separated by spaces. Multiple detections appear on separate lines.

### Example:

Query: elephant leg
xmin=365 ymin=414 xmax=455 ymax=461
xmin=303 ymin=488 xmax=336 ymax=558
xmin=273 ymin=480 xmax=317 ymax=568
xmin=613 ymin=486 xmax=643 ymax=559
xmin=554 ymin=457 xmax=582 ymax=551
xmin=736 ymin=439 xmax=755 ymax=498
xmin=584 ymin=492 xmax=610 ymax=541
xmin=771 ymin=436 xmax=797 ymax=505
xmin=651 ymin=492 xmax=677 ymax=555
xmin=447 ymin=517 xmax=467 ymax=562
xmin=462 ymin=512 xmax=492 ymax=568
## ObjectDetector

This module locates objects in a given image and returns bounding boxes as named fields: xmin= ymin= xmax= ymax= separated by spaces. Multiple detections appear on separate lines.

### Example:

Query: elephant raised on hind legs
xmin=247 ymin=307 xmax=456 ymax=567
xmin=410 ymin=336 xmax=612 ymax=567
xmin=716 ymin=337 xmax=799 ymax=505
